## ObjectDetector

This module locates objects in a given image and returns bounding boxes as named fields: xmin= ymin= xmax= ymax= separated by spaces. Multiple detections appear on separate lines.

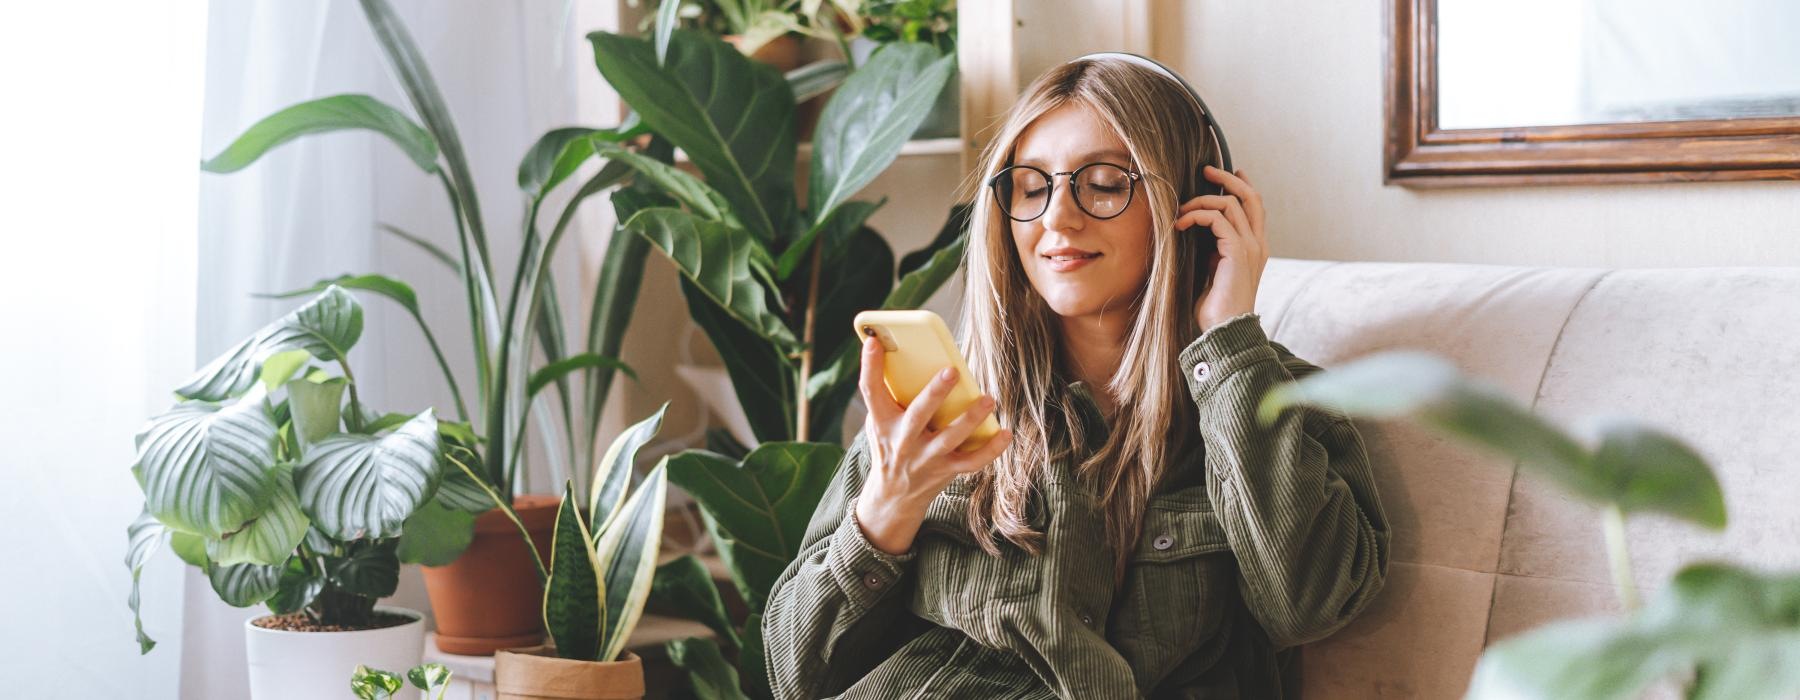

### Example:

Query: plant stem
xmin=795 ymin=241 xmax=823 ymax=442
xmin=1602 ymin=503 xmax=1640 ymax=610
xmin=447 ymin=449 xmax=548 ymax=585
xmin=337 ymin=358 xmax=367 ymax=433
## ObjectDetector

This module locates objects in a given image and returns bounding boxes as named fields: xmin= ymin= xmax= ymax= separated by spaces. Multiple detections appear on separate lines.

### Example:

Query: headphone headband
xmin=1064 ymin=51 xmax=1233 ymax=195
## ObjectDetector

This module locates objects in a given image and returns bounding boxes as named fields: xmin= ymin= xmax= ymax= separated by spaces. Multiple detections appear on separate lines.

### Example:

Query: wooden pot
xmin=421 ymin=493 xmax=559 ymax=655
xmin=495 ymin=646 xmax=646 ymax=700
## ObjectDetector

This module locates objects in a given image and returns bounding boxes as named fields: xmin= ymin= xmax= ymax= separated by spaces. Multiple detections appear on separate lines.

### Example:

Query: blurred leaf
xmin=650 ymin=555 xmax=740 ymax=649
xmin=407 ymin=663 xmax=452 ymax=691
xmin=397 ymin=500 xmax=477 ymax=566
xmin=774 ymin=197 xmax=885 ymax=280
xmin=679 ymin=278 xmax=795 ymax=443
xmin=201 ymin=94 xmax=437 ymax=174
xmin=209 ymin=561 xmax=283 ymax=607
xmin=786 ymin=59 xmax=848 ymax=103
xmin=287 ymin=376 xmax=346 ymax=454
xmin=898 ymin=201 xmax=971 ymax=277
xmin=351 ymin=664 xmax=404 ymax=700
xmin=518 ymin=124 xmax=644 ymax=197
xmin=665 ymin=636 xmax=751 ymax=700
xmin=126 ymin=510 xmax=167 ymax=653
xmin=882 ymin=227 xmax=963 ymax=309
xmin=267 ymin=557 xmax=323 ymax=615
xmin=330 ymin=540 xmax=401 ymax=600
xmin=1467 ymin=562 xmax=1800 ymax=700
xmin=1589 ymin=420 xmax=1727 ymax=530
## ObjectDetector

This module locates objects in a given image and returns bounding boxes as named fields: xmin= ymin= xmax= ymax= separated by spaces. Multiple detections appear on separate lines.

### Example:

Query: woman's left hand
xmin=1174 ymin=165 xmax=1268 ymax=332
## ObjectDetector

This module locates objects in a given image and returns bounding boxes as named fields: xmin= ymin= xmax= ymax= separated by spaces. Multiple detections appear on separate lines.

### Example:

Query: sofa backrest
xmin=1250 ymin=257 xmax=1800 ymax=698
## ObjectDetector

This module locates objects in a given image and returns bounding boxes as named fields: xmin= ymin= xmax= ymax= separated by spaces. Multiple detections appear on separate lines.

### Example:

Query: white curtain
xmin=186 ymin=1 xmax=597 ymax=697
xmin=0 ymin=1 xmax=207 ymax=698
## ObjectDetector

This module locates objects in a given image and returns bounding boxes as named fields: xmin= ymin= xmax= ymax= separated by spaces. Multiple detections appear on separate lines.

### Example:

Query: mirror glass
xmin=1436 ymin=0 xmax=1800 ymax=130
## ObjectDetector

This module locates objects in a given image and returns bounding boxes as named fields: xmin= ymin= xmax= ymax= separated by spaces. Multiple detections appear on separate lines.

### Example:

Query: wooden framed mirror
xmin=1384 ymin=0 xmax=1800 ymax=187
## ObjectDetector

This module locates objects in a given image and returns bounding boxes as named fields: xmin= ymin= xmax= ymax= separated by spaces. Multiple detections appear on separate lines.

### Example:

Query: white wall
xmin=1148 ymin=0 xmax=1800 ymax=268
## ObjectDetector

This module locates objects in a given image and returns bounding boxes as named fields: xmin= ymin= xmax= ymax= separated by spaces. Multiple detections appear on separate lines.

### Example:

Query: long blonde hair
xmin=952 ymin=56 xmax=1219 ymax=581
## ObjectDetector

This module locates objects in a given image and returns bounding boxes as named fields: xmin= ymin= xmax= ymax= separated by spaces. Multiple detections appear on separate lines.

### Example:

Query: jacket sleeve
xmin=761 ymin=428 xmax=919 ymax=698
xmin=1178 ymin=311 xmax=1392 ymax=649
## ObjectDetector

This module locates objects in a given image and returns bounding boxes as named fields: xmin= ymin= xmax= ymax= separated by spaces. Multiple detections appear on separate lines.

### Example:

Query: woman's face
xmin=1007 ymin=101 xmax=1155 ymax=322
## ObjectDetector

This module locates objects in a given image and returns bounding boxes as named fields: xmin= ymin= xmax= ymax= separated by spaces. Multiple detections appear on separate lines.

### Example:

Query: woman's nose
xmin=1039 ymin=178 xmax=1086 ymax=232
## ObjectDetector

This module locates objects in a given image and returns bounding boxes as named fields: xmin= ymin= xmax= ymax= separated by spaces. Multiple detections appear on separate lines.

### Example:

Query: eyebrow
xmin=1015 ymin=148 xmax=1132 ymax=168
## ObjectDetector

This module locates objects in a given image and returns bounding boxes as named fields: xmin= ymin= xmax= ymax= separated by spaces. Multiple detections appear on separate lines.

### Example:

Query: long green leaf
xmin=136 ymin=398 xmax=280 ymax=538
xmin=126 ymin=510 xmax=166 ymax=653
xmin=528 ymin=353 xmax=637 ymax=400
xmin=591 ymin=142 xmax=734 ymax=223
xmin=595 ymin=461 xmax=670 ymax=662
xmin=200 ymin=94 xmax=438 ymax=174
xmin=786 ymin=59 xmax=848 ymax=103
xmin=650 ymin=555 xmax=740 ymax=649
xmin=665 ymin=636 xmax=751 ymax=700
xmin=544 ymin=482 xmax=604 ymax=661
xmin=807 ymin=43 xmax=956 ymax=230
xmin=626 ymin=208 xmax=797 ymax=349
xmin=588 ymin=29 xmax=795 ymax=244
xmin=519 ymin=125 xmax=647 ymax=198
xmin=666 ymin=443 xmax=841 ymax=611
xmin=178 ymin=286 xmax=363 ymax=402
xmin=882 ymin=230 xmax=964 ymax=309
xmin=590 ymin=403 xmax=669 ymax=538
xmin=207 ymin=464 xmax=309 ymax=567
xmin=1466 ymin=562 xmax=1800 ymax=700
xmin=294 ymin=409 xmax=441 ymax=540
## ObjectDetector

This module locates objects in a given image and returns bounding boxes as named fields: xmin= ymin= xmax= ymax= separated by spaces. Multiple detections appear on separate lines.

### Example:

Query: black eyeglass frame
xmin=985 ymin=161 xmax=1144 ymax=222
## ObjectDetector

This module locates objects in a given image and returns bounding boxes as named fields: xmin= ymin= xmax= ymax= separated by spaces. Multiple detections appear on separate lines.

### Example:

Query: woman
xmin=761 ymin=54 xmax=1390 ymax=699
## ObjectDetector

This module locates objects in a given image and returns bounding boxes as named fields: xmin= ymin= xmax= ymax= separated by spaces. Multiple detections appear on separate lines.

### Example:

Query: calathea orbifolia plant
xmin=1260 ymin=352 xmax=1800 ymax=700
xmin=126 ymin=286 xmax=452 ymax=651
xmin=198 ymin=0 xmax=655 ymax=569
xmin=562 ymin=25 xmax=962 ymax=697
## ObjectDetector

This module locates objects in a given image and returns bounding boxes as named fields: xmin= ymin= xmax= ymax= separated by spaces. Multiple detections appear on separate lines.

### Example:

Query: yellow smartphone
xmin=852 ymin=309 xmax=1001 ymax=452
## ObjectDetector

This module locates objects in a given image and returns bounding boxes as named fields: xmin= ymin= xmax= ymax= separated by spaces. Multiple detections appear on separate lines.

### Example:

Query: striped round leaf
xmin=126 ymin=509 xmax=167 ymax=653
xmin=178 ymin=285 xmax=364 ymax=402
xmin=206 ymin=464 xmax=309 ymax=567
xmin=135 ymin=398 xmax=280 ymax=538
xmin=295 ymin=409 xmax=441 ymax=540
xmin=545 ymin=482 xmax=603 ymax=661
xmin=209 ymin=561 xmax=283 ymax=607
xmin=330 ymin=540 xmax=401 ymax=599
xmin=596 ymin=461 xmax=669 ymax=662
xmin=589 ymin=402 xmax=669 ymax=537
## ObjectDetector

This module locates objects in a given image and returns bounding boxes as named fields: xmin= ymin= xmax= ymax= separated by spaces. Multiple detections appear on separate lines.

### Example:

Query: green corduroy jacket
xmin=761 ymin=312 xmax=1392 ymax=699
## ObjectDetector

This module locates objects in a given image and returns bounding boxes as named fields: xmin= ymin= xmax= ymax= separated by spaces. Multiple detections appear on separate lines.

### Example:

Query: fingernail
xmin=939 ymin=367 xmax=956 ymax=381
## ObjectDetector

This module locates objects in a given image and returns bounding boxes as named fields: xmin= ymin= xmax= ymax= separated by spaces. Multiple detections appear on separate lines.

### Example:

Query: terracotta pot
xmin=723 ymin=32 xmax=802 ymax=73
xmin=422 ymin=494 xmax=559 ymax=655
xmin=495 ymin=646 xmax=645 ymax=700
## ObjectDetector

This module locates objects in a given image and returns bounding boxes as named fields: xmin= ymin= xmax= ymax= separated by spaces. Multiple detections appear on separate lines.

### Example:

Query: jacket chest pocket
xmin=1112 ymin=487 xmax=1236 ymax=670
xmin=909 ymin=484 xmax=1042 ymax=627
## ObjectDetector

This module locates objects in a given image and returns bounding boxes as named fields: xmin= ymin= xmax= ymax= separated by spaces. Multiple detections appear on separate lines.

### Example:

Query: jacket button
xmin=1079 ymin=613 xmax=1094 ymax=626
xmin=862 ymin=572 xmax=884 ymax=590
xmin=1193 ymin=361 xmax=1211 ymax=382
xmin=1153 ymin=534 xmax=1174 ymax=550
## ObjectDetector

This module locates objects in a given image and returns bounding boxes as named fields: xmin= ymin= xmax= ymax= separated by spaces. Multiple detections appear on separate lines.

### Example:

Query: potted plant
xmin=199 ymin=0 xmax=662 ymax=655
xmin=848 ymin=0 xmax=958 ymax=138
xmin=352 ymin=663 xmax=454 ymax=700
xmin=125 ymin=285 xmax=452 ymax=698
xmin=569 ymin=23 xmax=967 ymax=696
xmin=490 ymin=407 xmax=675 ymax=700
xmin=1261 ymin=351 xmax=1800 ymax=699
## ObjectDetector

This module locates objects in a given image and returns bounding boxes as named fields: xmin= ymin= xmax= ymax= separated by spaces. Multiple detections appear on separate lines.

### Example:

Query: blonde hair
xmin=950 ymin=56 xmax=1220 ymax=582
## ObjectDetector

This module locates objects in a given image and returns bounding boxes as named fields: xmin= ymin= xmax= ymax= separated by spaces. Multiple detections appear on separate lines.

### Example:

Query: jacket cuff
xmin=1179 ymin=312 xmax=1280 ymax=405
xmin=827 ymin=499 xmax=915 ymax=612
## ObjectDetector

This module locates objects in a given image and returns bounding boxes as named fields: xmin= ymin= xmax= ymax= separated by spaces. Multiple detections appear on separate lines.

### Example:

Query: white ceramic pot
xmin=244 ymin=605 xmax=426 ymax=700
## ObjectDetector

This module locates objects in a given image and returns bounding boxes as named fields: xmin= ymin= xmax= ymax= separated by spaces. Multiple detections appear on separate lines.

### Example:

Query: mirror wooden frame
xmin=1384 ymin=0 xmax=1800 ymax=187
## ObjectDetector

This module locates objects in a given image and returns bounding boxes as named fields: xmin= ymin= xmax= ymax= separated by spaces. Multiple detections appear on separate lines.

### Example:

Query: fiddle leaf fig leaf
xmin=294 ymin=409 xmax=441 ymax=540
xmin=625 ymin=208 xmax=797 ymax=350
xmin=136 ymin=398 xmax=280 ymax=538
xmin=807 ymin=43 xmax=955 ymax=230
xmin=666 ymin=443 xmax=841 ymax=611
xmin=177 ymin=285 xmax=363 ymax=402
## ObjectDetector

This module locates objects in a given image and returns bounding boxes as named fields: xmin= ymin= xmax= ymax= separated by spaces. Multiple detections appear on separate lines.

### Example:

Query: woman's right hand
xmin=853 ymin=334 xmax=1013 ymax=556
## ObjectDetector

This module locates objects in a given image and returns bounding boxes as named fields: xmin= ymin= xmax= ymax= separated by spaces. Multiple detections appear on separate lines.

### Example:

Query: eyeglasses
xmin=986 ymin=162 xmax=1142 ymax=222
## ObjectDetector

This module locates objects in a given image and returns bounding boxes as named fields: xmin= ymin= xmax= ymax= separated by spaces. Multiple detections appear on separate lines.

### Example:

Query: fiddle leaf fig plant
xmin=1257 ymin=350 xmax=1800 ymax=699
xmin=127 ymin=285 xmax=451 ymax=653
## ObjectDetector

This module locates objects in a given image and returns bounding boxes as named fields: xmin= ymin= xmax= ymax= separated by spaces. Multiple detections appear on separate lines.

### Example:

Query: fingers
xmin=898 ymin=365 xmax=960 ymax=439
xmin=858 ymin=335 xmax=902 ymax=424
xmin=945 ymin=425 xmax=1014 ymax=474
xmin=926 ymin=394 xmax=996 ymax=456
xmin=1206 ymin=165 xmax=1265 ymax=243
xmin=1174 ymin=208 xmax=1242 ymax=254
xmin=1193 ymin=194 xmax=1253 ymax=251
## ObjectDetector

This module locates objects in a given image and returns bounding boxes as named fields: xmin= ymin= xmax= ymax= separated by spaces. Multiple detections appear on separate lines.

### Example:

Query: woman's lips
xmin=1043 ymin=252 xmax=1101 ymax=272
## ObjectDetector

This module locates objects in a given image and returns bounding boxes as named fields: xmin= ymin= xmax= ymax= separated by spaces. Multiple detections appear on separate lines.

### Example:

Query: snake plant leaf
xmin=329 ymin=540 xmax=401 ymax=599
xmin=177 ymin=285 xmax=364 ymax=402
xmin=588 ymin=29 xmax=795 ymax=245
xmin=544 ymin=482 xmax=604 ymax=662
xmin=208 ymin=561 xmax=283 ymax=607
xmin=126 ymin=510 xmax=167 ymax=653
xmin=590 ymin=403 xmax=670 ymax=537
xmin=595 ymin=461 xmax=670 ymax=662
xmin=678 ymin=278 xmax=796 ymax=443
xmin=396 ymin=499 xmax=477 ymax=566
xmin=294 ymin=409 xmax=442 ymax=540
xmin=136 ymin=397 xmax=280 ymax=538
xmin=207 ymin=463 xmax=309 ymax=567
xmin=1467 ymin=562 xmax=1800 ymax=700
xmin=626 ymin=208 xmax=798 ymax=349
xmin=650 ymin=555 xmax=740 ymax=649
xmin=200 ymin=94 xmax=438 ymax=174
xmin=667 ymin=443 xmax=842 ymax=611
xmin=807 ymin=43 xmax=956 ymax=232
xmin=665 ymin=636 xmax=751 ymax=700
xmin=1588 ymin=419 xmax=1727 ymax=530
xmin=287 ymin=376 xmax=346 ymax=455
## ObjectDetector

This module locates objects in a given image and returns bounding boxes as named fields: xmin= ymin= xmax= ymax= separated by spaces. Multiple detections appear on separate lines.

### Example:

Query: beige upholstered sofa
xmin=1248 ymin=257 xmax=1800 ymax=698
